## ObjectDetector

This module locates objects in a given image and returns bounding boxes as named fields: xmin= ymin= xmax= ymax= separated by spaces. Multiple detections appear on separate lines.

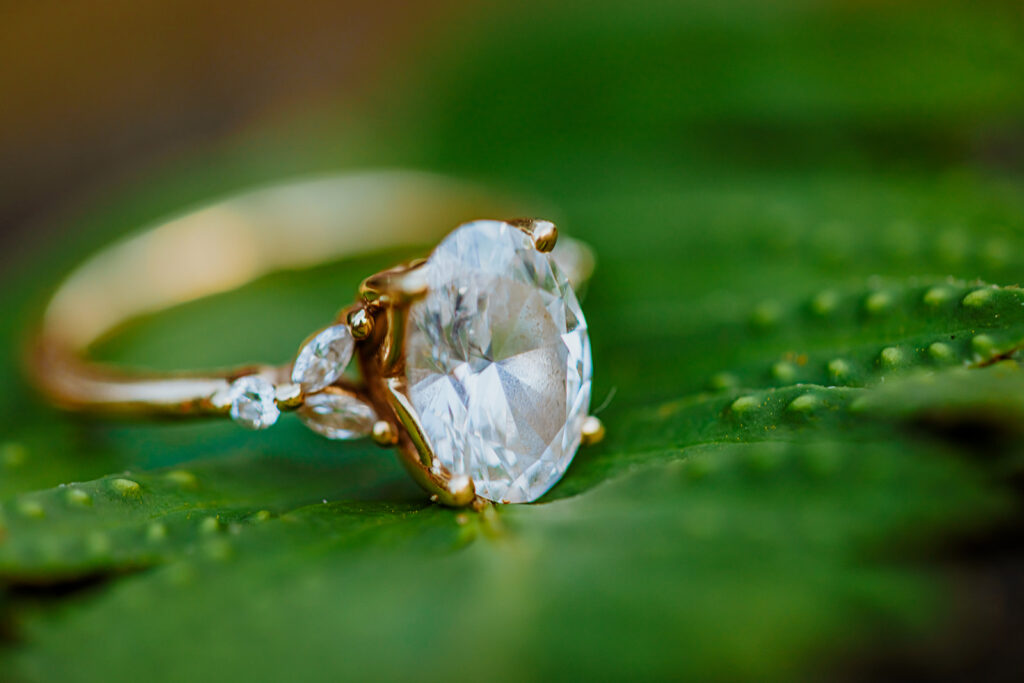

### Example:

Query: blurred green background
xmin=2 ymin=1 xmax=1024 ymax=681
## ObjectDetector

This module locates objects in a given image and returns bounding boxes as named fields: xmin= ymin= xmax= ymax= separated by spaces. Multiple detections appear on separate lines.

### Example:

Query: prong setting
xmin=509 ymin=218 xmax=558 ymax=252
xmin=581 ymin=416 xmax=606 ymax=445
xmin=371 ymin=420 xmax=398 ymax=446
xmin=346 ymin=307 xmax=374 ymax=340
xmin=358 ymin=259 xmax=428 ymax=307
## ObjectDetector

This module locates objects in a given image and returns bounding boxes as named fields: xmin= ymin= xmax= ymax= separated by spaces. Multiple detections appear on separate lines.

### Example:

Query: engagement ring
xmin=29 ymin=173 xmax=603 ymax=507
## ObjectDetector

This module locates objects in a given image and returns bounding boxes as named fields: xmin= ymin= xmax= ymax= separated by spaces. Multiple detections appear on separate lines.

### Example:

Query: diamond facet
xmin=228 ymin=376 xmax=280 ymax=430
xmin=291 ymin=324 xmax=355 ymax=393
xmin=298 ymin=390 xmax=377 ymax=440
xmin=405 ymin=220 xmax=592 ymax=503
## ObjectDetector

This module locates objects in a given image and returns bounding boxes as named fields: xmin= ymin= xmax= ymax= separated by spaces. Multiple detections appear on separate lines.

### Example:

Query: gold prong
xmin=382 ymin=377 xmax=476 ymax=506
xmin=347 ymin=307 xmax=374 ymax=340
xmin=532 ymin=221 xmax=558 ymax=252
xmin=379 ymin=304 xmax=412 ymax=377
xmin=371 ymin=420 xmax=398 ymax=446
xmin=445 ymin=475 xmax=475 ymax=503
xmin=580 ymin=415 xmax=605 ymax=445
xmin=508 ymin=218 xmax=558 ymax=252
xmin=357 ymin=261 xmax=427 ymax=377
xmin=359 ymin=259 xmax=428 ymax=306
xmin=384 ymin=378 xmax=435 ymax=467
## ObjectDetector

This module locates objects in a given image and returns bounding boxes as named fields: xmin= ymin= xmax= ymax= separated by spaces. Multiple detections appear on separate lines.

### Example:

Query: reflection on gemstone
xmin=406 ymin=220 xmax=592 ymax=503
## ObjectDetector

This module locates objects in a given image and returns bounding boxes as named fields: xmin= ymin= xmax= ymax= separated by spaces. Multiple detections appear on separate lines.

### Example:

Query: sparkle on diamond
xmin=405 ymin=220 xmax=592 ymax=503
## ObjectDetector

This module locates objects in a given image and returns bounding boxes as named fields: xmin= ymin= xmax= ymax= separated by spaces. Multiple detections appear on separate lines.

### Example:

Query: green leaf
xmin=8 ymin=437 xmax=1005 ymax=682
xmin=0 ymin=454 xmax=417 ymax=582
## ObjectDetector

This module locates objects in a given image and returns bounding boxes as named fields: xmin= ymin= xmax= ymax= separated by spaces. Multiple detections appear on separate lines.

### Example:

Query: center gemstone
xmin=405 ymin=220 xmax=592 ymax=503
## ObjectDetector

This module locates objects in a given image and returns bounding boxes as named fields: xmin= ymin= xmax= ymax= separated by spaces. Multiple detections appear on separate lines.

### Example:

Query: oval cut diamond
xmin=405 ymin=220 xmax=592 ymax=503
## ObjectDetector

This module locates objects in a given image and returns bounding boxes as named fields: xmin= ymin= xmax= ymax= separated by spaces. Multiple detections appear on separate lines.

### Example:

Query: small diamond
xmin=291 ymin=324 xmax=355 ymax=393
xmin=228 ymin=376 xmax=279 ymax=430
xmin=298 ymin=390 xmax=377 ymax=440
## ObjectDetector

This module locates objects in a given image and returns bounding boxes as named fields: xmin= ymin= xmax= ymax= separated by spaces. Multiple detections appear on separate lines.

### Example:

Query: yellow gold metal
xmin=274 ymin=383 xmax=304 ymax=410
xmin=358 ymin=260 xmax=428 ymax=307
xmin=509 ymin=218 xmax=558 ymax=252
xmin=580 ymin=415 xmax=606 ymax=445
xmin=27 ymin=171 xmax=596 ymax=508
xmin=377 ymin=306 xmax=407 ymax=377
xmin=382 ymin=378 xmax=434 ymax=466
xmin=346 ymin=307 xmax=374 ymax=341
xmin=358 ymin=260 xmax=428 ymax=377
xmin=370 ymin=420 xmax=398 ymax=447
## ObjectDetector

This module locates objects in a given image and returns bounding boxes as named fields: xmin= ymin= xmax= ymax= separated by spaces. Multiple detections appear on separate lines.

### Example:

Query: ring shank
xmin=29 ymin=171 xmax=593 ymax=418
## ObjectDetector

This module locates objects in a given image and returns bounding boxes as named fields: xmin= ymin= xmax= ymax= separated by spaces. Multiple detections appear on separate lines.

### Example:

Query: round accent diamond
xmin=298 ymin=390 xmax=377 ymax=440
xmin=291 ymin=324 xmax=355 ymax=394
xmin=405 ymin=220 xmax=592 ymax=503
xmin=228 ymin=376 xmax=280 ymax=430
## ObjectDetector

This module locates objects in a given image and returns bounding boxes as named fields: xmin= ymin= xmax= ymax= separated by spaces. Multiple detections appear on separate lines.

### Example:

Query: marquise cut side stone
xmin=298 ymin=391 xmax=377 ymax=440
xmin=406 ymin=220 xmax=592 ymax=503
xmin=291 ymin=324 xmax=355 ymax=393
